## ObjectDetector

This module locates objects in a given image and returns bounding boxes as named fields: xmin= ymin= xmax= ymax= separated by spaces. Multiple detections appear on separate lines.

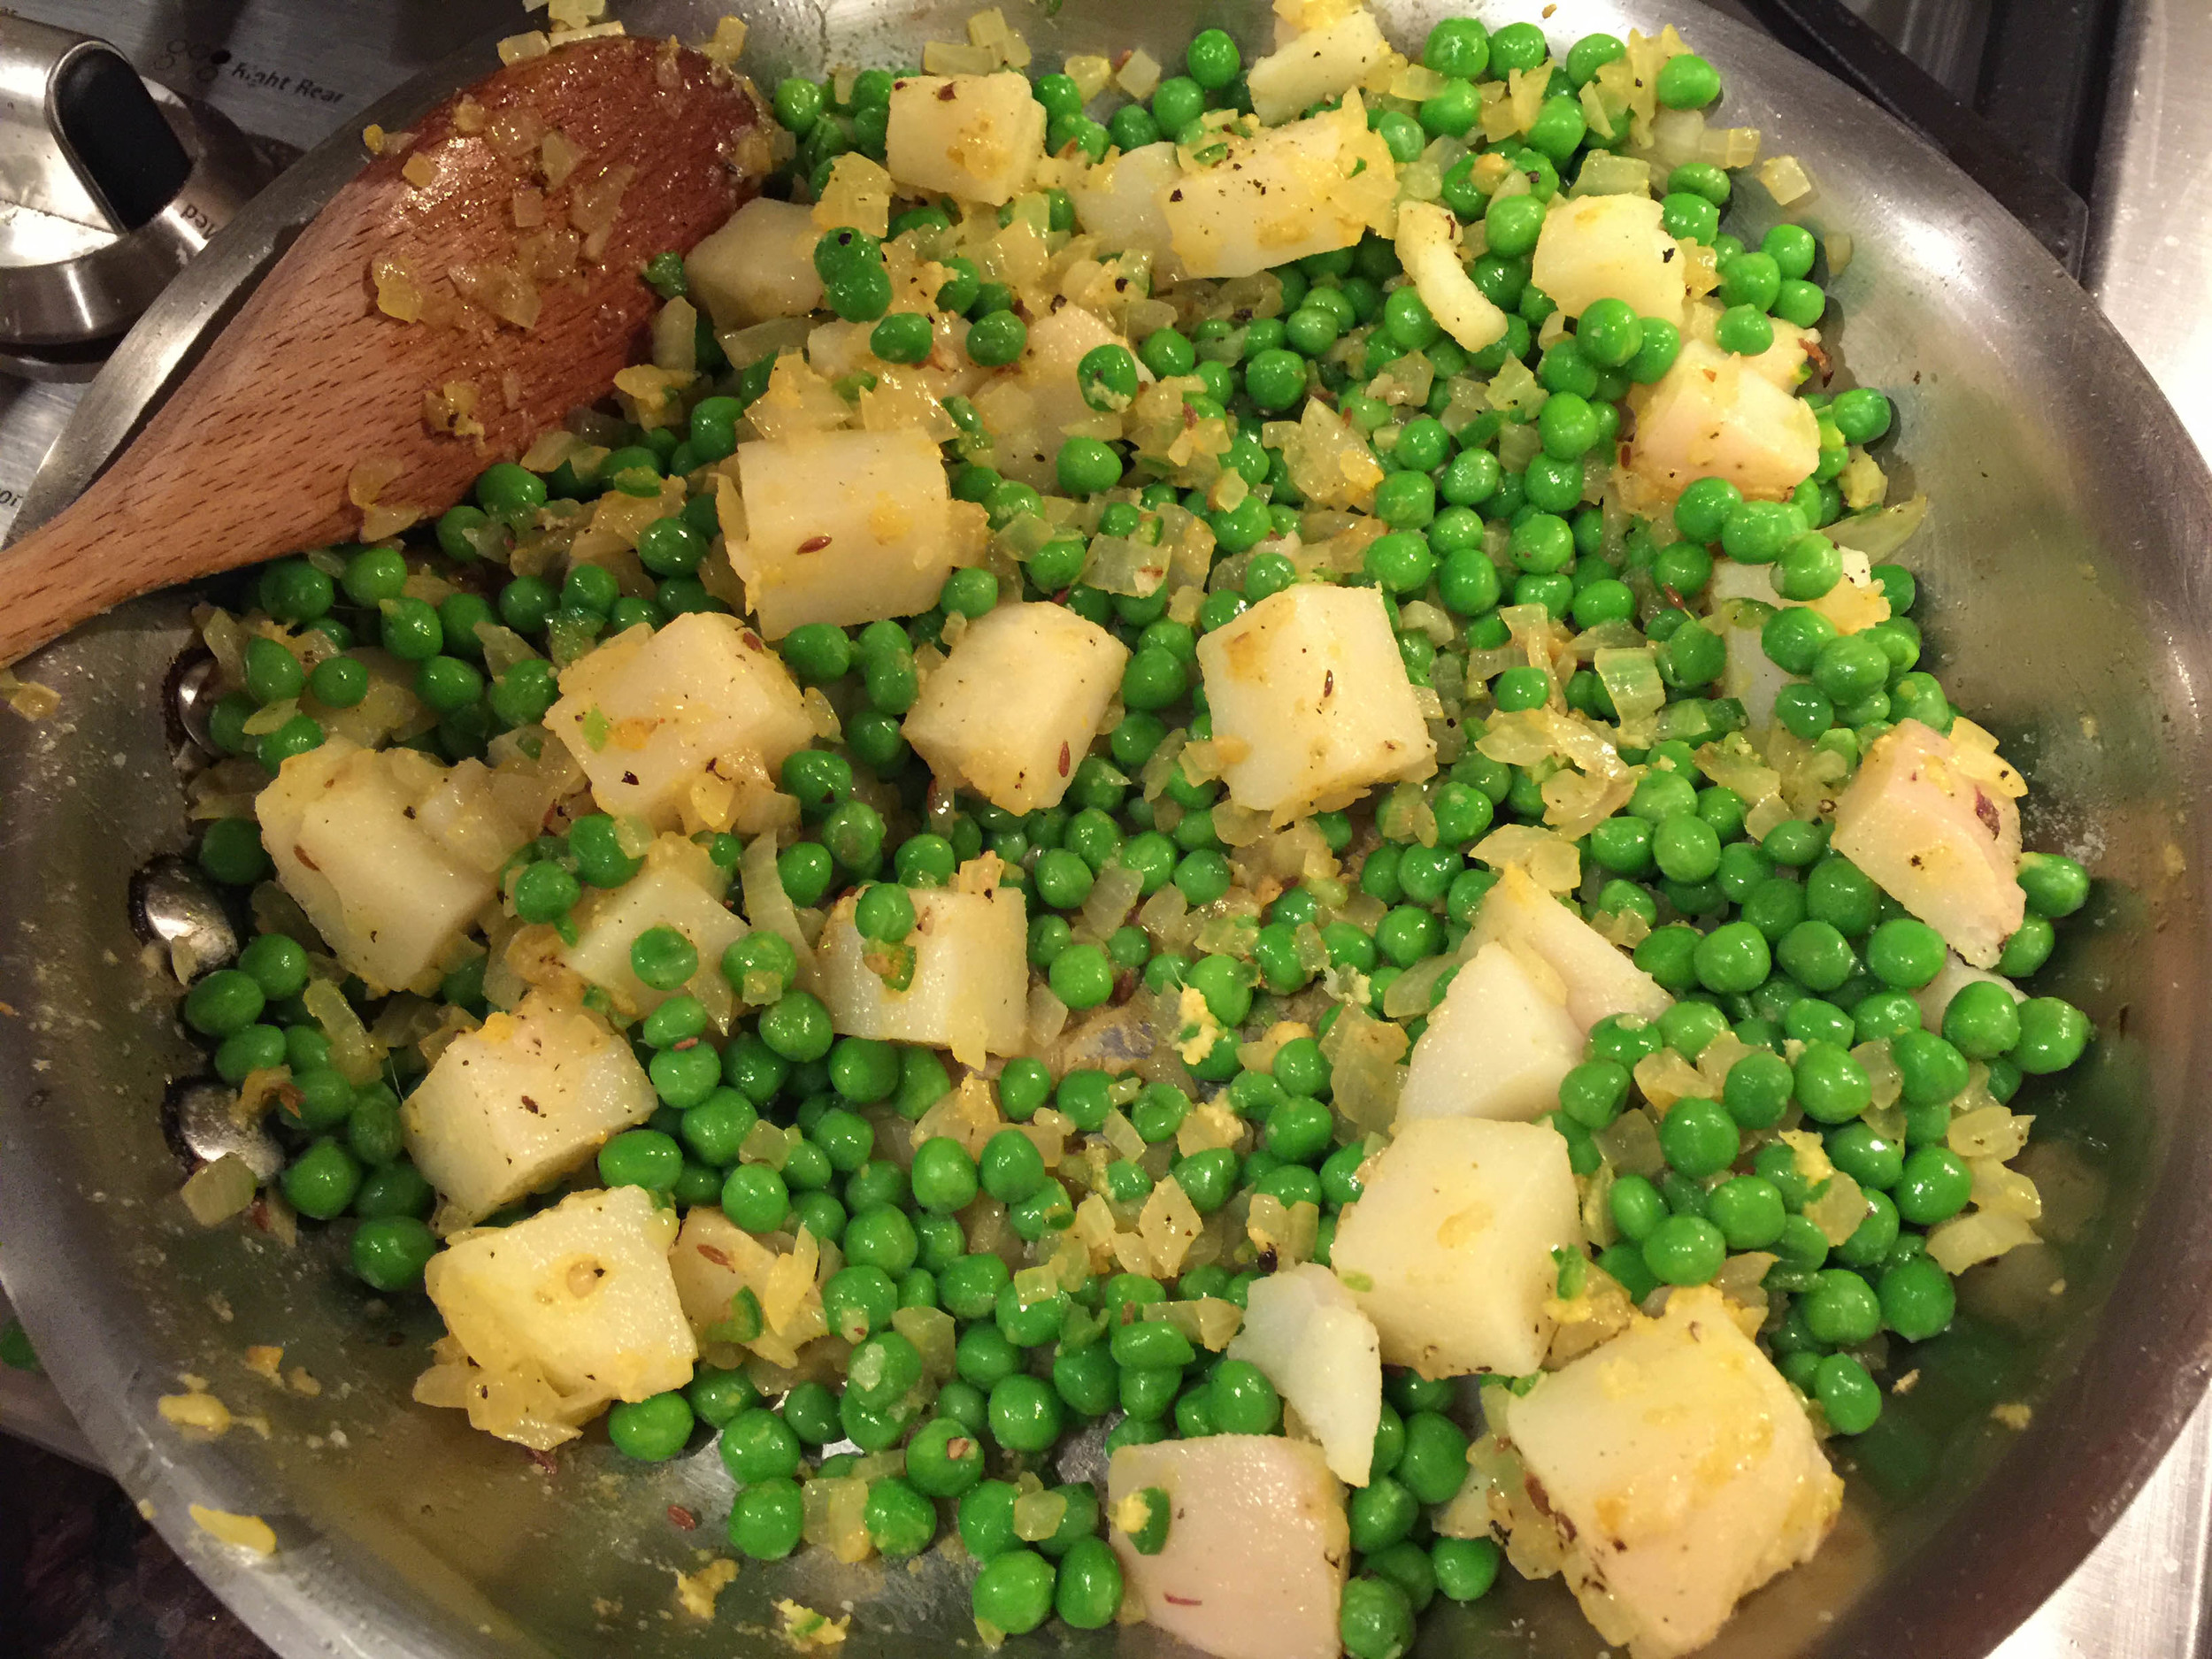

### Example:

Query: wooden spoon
xmin=0 ymin=35 xmax=764 ymax=665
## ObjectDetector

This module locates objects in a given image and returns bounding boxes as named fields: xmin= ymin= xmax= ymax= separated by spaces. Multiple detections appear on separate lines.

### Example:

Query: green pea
xmin=973 ymin=1548 xmax=1056 ymax=1637
xmin=1055 ymin=1537 xmax=1125 ymax=1629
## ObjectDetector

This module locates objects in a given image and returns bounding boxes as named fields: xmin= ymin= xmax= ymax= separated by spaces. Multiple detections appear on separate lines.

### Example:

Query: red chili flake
xmin=519 ymin=1094 xmax=542 ymax=1115
xmin=937 ymin=82 xmax=958 ymax=101
xmin=1164 ymin=1594 xmax=1202 ymax=1607
xmin=526 ymin=1448 xmax=560 ymax=1474
xmin=743 ymin=630 xmax=765 ymax=650
xmin=1058 ymin=741 xmax=1071 ymax=777
xmin=1323 ymin=669 xmax=1336 ymax=697
xmin=1111 ymin=49 xmax=1133 ymax=70
xmin=673 ymin=1037 xmax=698 ymax=1050
xmin=696 ymin=1243 xmax=733 ymax=1268
xmin=797 ymin=534 xmax=832 ymax=554
xmin=668 ymin=1505 xmax=698 ymax=1531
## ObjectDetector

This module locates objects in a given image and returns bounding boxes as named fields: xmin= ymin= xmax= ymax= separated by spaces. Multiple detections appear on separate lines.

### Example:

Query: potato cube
xmin=425 ymin=1187 xmax=695 ymax=1429
xmin=816 ymin=876 xmax=1028 ymax=1064
xmin=1196 ymin=584 xmax=1436 ymax=822
xmin=1225 ymin=1263 xmax=1381 ymax=1486
xmin=684 ymin=197 xmax=823 ymax=330
xmin=563 ymin=833 xmax=745 ymax=1017
xmin=1400 ymin=941 xmax=1586 ymax=1122
xmin=544 ymin=611 xmax=815 ymax=831
xmin=1108 ymin=1436 xmax=1348 ymax=1659
xmin=885 ymin=72 xmax=1044 ymax=205
xmin=1502 ymin=1286 xmax=1842 ymax=1658
xmin=1248 ymin=8 xmax=1391 ymax=125
xmin=258 ymin=737 xmax=527 ymax=994
xmin=1163 ymin=97 xmax=1398 ymax=280
xmin=403 ymin=991 xmax=659 ymax=1231
xmin=1469 ymin=864 xmax=1673 ymax=1032
xmin=902 ymin=602 xmax=1128 ymax=814
xmin=1833 ymin=718 xmax=2025 ymax=968
xmin=1331 ymin=1117 xmax=1582 ymax=1377
xmin=1529 ymin=194 xmax=1686 ymax=325
xmin=1068 ymin=142 xmax=1184 ymax=280
xmin=730 ymin=427 xmax=956 ymax=637
xmin=982 ymin=303 xmax=1137 ymax=489
xmin=1627 ymin=339 xmax=1821 ymax=504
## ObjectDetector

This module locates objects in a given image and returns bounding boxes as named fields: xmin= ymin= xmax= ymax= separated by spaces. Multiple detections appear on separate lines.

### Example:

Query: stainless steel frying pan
xmin=4 ymin=3 xmax=2210 ymax=1655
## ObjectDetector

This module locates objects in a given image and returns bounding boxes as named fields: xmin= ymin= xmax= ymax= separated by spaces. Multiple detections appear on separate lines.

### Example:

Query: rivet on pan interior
xmin=162 ymin=1077 xmax=282 ymax=1179
xmin=167 ymin=650 xmax=226 ymax=757
xmin=128 ymin=854 xmax=238 ymax=980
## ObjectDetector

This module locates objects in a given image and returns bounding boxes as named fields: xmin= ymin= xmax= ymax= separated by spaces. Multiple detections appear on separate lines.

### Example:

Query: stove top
xmin=2 ymin=2 xmax=2208 ymax=1656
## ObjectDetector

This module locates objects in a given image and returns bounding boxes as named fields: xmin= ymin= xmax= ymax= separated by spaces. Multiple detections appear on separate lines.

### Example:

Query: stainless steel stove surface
xmin=3 ymin=2 xmax=2210 ymax=1655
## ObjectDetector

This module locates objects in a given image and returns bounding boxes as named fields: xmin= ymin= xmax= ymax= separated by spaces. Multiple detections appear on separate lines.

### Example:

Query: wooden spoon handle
xmin=0 ymin=35 xmax=762 ymax=668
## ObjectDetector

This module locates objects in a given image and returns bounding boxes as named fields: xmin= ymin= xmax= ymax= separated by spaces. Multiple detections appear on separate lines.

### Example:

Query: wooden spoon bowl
xmin=0 ymin=35 xmax=764 ymax=665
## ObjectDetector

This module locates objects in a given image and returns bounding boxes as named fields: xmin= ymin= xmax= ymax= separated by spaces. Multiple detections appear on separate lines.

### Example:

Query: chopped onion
xmin=1805 ymin=1170 xmax=1871 ymax=1247
xmin=1970 ymin=1157 xmax=2043 ymax=1221
xmin=1318 ymin=1002 xmax=1408 ymax=1131
xmin=1926 ymin=1207 xmax=2039 ymax=1274
xmin=304 ymin=980 xmax=382 ymax=1083
xmin=889 ymin=1304 xmax=956 ymax=1379
xmin=741 ymin=833 xmax=818 ymax=990
xmin=1826 ymin=493 xmax=1929 ymax=561
xmin=180 ymin=1154 xmax=258 ymax=1225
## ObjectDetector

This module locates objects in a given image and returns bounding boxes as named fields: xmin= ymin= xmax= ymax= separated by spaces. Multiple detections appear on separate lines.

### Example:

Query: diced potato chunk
xmin=1832 ymin=718 xmax=2025 ymax=968
xmin=902 ymin=602 xmax=1128 ymax=815
xmin=1400 ymin=941 xmax=1585 ymax=1122
xmin=425 ymin=1187 xmax=697 ymax=1423
xmin=885 ymin=72 xmax=1043 ymax=205
xmin=563 ymin=834 xmax=744 ymax=1017
xmin=1163 ymin=96 xmax=1397 ymax=280
xmin=1394 ymin=202 xmax=1509 ymax=353
xmin=1470 ymin=864 xmax=1672 ymax=1032
xmin=1108 ymin=1436 xmax=1348 ymax=1659
xmin=731 ymin=427 xmax=956 ymax=636
xmin=1226 ymin=1263 xmax=1381 ymax=1486
xmin=403 ymin=991 xmax=658 ymax=1231
xmin=982 ymin=303 xmax=1137 ymax=488
xmin=684 ymin=197 xmax=822 ymax=329
xmin=1627 ymin=339 xmax=1821 ymax=503
xmin=1196 ymin=584 xmax=1436 ymax=822
xmin=1529 ymin=195 xmax=1686 ymax=325
xmin=1502 ymin=1286 xmax=1842 ymax=1659
xmin=258 ymin=737 xmax=528 ymax=994
xmin=816 ymin=874 xmax=1028 ymax=1064
xmin=1331 ymin=1118 xmax=1581 ymax=1378
xmin=544 ymin=612 xmax=813 ymax=832
xmin=1247 ymin=8 xmax=1390 ymax=125
xmin=1069 ymin=142 xmax=1184 ymax=280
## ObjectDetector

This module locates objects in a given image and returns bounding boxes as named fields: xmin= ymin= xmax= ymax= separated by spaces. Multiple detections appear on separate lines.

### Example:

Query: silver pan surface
xmin=4 ymin=4 xmax=2210 ymax=1655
